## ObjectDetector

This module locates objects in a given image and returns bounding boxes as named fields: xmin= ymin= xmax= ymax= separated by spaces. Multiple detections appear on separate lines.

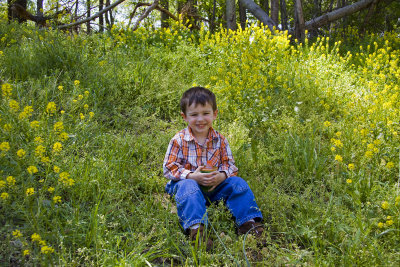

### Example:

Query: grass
xmin=0 ymin=20 xmax=399 ymax=266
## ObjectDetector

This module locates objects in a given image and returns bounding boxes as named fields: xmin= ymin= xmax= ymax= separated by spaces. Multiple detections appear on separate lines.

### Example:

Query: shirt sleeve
xmin=219 ymin=136 xmax=238 ymax=177
xmin=163 ymin=138 xmax=191 ymax=181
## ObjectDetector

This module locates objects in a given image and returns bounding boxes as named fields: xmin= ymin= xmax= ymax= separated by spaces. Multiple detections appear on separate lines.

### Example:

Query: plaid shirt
xmin=163 ymin=127 xmax=238 ymax=181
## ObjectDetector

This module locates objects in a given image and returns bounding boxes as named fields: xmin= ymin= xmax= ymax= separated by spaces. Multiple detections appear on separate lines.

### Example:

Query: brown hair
xmin=180 ymin=87 xmax=217 ymax=115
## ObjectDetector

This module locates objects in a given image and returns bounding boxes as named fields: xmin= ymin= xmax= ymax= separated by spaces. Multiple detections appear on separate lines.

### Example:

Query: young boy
xmin=163 ymin=87 xmax=263 ymax=250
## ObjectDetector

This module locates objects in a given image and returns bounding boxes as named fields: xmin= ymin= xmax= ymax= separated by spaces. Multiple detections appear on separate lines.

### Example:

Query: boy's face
xmin=181 ymin=102 xmax=217 ymax=139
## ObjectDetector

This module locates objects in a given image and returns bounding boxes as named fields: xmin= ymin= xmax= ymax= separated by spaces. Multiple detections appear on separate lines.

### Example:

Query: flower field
xmin=0 ymin=20 xmax=399 ymax=265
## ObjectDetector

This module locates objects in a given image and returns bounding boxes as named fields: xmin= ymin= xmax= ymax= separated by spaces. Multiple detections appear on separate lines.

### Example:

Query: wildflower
xmin=48 ymin=187 xmax=55 ymax=193
xmin=331 ymin=146 xmax=336 ymax=152
xmin=6 ymin=176 xmax=15 ymax=185
xmin=74 ymin=80 xmax=80 ymax=86
xmin=396 ymin=196 xmax=400 ymax=205
xmin=386 ymin=162 xmax=394 ymax=169
xmin=80 ymin=113 xmax=85 ymax=120
xmin=348 ymin=163 xmax=355 ymax=170
xmin=378 ymin=222 xmax=384 ymax=228
xmin=381 ymin=201 xmax=389 ymax=210
xmin=39 ymin=240 xmax=46 ymax=246
xmin=17 ymin=149 xmax=26 ymax=158
xmin=26 ymin=188 xmax=35 ymax=196
xmin=1 ymin=83 xmax=12 ymax=97
xmin=59 ymin=132 xmax=69 ymax=141
xmin=52 ymin=142 xmax=62 ymax=153
xmin=60 ymin=110 xmax=65 ymax=114
xmin=334 ymin=139 xmax=343 ymax=148
xmin=23 ymin=250 xmax=30 ymax=256
xmin=12 ymin=230 xmax=22 ymax=238
xmin=46 ymin=102 xmax=57 ymax=114
xmin=386 ymin=220 xmax=394 ymax=226
xmin=31 ymin=233 xmax=41 ymax=242
xmin=323 ymin=121 xmax=331 ymax=127
xmin=30 ymin=120 xmax=40 ymax=129
xmin=41 ymin=245 xmax=54 ymax=254
xmin=35 ymin=145 xmax=45 ymax=157
xmin=335 ymin=131 xmax=341 ymax=137
xmin=39 ymin=179 xmax=44 ymax=183
xmin=41 ymin=156 xmax=50 ymax=163
xmin=78 ymin=94 xmax=83 ymax=100
xmin=18 ymin=112 xmax=28 ymax=120
xmin=335 ymin=155 xmax=343 ymax=162
xmin=53 ymin=195 xmax=61 ymax=203
xmin=9 ymin=100 xmax=19 ymax=112
xmin=58 ymin=85 xmax=63 ymax=91
xmin=84 ymin=90 xmax=89 ymax=97
xmin=34 ymin=136 xmax=44 ymax=143
xmin=346 ymin=179 xmax=352 ymax=184
xmin=3 ymin=123 xmax=12 ymax=131
xmin=53 ymin=166 xmax=60 ymax=173
xmin=23 ymin=106 xmax=33 ymax=117
xmin=1 ymin=192 xmax=9 ymax=199
xmin=53 ymin=121 xmax=64 ymax=132
xmin=27 ymin=166 xmax=38 ymax=174
xmin=365 ymin=151 xmax=373 ymax=158
xmin=0 ymin=142 xmax=10 ymax=151
xmin=0 ymin=180 xmax=5 ymax=188
xmin=89 ymin=112 xmax=94 ymax=118
xmin=84 ymin=104 xmax=89 ymax=110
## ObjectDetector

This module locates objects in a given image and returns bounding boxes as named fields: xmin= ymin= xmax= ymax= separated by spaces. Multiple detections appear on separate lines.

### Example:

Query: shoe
xmin=189 ymin=224 xmax=213 ymax=251
xmin=238 ymin=221 xmax=264 ymax=238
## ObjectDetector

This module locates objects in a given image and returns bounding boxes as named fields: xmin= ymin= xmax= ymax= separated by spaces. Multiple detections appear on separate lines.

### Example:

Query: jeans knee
xmin=175 ymin=179 xmax=201 ymax=201
xmin=227 ymin=176 xmax=249 ymax=192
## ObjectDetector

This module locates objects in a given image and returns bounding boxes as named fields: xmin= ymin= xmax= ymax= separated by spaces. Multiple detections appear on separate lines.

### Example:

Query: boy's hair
xmin=180 ymin=87 xmax=217 ymax=115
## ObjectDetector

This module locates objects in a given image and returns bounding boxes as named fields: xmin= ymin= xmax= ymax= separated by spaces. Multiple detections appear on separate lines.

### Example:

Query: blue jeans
xmin=165 ymin=176 xmax=263 ymax=231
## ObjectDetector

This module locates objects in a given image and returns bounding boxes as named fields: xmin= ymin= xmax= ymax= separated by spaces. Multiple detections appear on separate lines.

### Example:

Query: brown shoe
xmin=189 ymin=224 xmax=213 ymax=251
xmin=238 ymin=221 xmax=264 ymax=238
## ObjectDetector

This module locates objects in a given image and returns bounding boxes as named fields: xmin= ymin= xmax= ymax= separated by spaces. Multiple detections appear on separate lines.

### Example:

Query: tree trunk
xmin=294 ymin=0 xmax=305 ymax=42
xmin=160 ymin=0 xmax=169 ymax=28
xmin=36 ymin=0 xmax=43 ymax=16
xmin=261 ymin=0 xmax=269 ymax=15
xmin=271 ymin=0 xmax=279 ymax=26
xmin=239 ymin=0 xmax=247 ymax=30
xmin=238 ymin=0 xmax=276 ymax=32
xmin=8 ymin=0 xmax=27 ymax=22
xmin=99 ymin=0 xmax=104 ymax=32
xmin=305 ymin=0 xmax=377 ymax=30
xmin=280 ymin=0 xmax=288 ymax=30
xmin=87 ymin=0 xmax=91 ymax=33
xmin=105 ymin=0 xmax=111 ymax=28
xmin=226 ymin=0 xmax=237 ymax=30
xmin=210 ymin=0 xmax=216 ymax=32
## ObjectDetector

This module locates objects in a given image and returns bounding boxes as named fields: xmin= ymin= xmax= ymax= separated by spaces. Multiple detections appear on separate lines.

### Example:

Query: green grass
xmin=0 ymin=21 xmax=399 ymax=266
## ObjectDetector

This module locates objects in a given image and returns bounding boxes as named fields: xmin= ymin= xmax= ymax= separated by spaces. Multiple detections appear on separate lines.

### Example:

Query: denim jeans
xmin=165 ymin=176 xmax=263 ymax=231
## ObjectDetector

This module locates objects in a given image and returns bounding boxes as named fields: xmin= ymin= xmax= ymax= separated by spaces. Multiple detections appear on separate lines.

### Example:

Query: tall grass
xmin=0 ymin=20 xmax=399 ymax=265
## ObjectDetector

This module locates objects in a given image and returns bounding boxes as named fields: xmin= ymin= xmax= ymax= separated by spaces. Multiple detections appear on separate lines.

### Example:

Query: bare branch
xmin=131 ymin=0 xmax=159 ymax=31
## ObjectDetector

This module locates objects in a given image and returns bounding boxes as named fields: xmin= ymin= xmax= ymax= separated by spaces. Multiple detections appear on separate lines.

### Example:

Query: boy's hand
xmin=187 ymin=166 xmax=227 ymax=191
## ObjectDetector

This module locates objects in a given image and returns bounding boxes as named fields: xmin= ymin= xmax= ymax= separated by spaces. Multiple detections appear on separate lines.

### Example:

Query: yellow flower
xmin=378 ymin=222 xmax=384 ymax=228
xmin=335 ymin=131 xmax=341 ymax=137
xmin=23 ymin=250 xmax=30 ymax=256
xmin=386 ymin=162 xmax=394 ymax=169
xmin=35 ymin=145 xmax=45 ymax=157
xmin=60 ymin=110 xmax=65 ymax=114
xmin=12 ymin=229 xmax=22 ymax=238
xmin=84 ymin=104 xmax=89 ymax=110
xmin=41 ymin=245 xmax=54 ymax=254
xmin=1 ymin=192 xmax=9 ymax=199
xmin=23 ymin=106 xmax=33 ymax=116
xmin=74 ymin=80 xmax=80 ymax=86
xmin=53 ymin=166 xmax=60 ymax=173
xmin=53 ymin=195 xmax=61 ymax=203
xmin=381 ymin=201 xmax=389 ymax=210
xmin=46 ymin=102 xmax=57 ymax=114
xmin=52 ymin=142 xmax=63 ymax=153
xmin=386 ymin=220 xmax=394 ymax=226
xmin=331 ymin=146 xmax=336 ymax=152
xmin=26 ymin=187 xmax=35 ymax=196
xmin=335 ymin=155 xmax=343 ymax=162
xmin=1 ymin=83 xmax=12 ymax=97
xmin=58 ymin=85 xmax=63 ymax=91
xmin=34 ymin=136 xmax=44 ymax=143
xmin=346 ymin=179 xmax=352 ymax=184
xmin=348 ymin=163 xmax=355 ymax=170
xmin=0 ymin=142 xmax=10 ymax=151
xmin=41 ymin=156 xmax=50 ymax=163
xmin=30 ymin=121 xmax=40 ymax=128
xmin=9 ymin=100 xmax=19 ymax=112
xmin=78 ymin=94 xmax=83 ymax=100
xmin=31 ymin=233 xmax=41 ymax=242
xmin=84 ymin=90 xmax=89 ymax=97
xmin=0 ymin=180 xmax=5 ymax=188
xmin=89 ymin=112 xmax=94 ymax=118
xmin=18 ymin=112 xmax=28 ymax=120
xmin=27 ymin=166 xmax=38 ymax=174
xmin=59 ymin=132 xmax=69 ymax=141
xmin=80 ymin=113 xmax=85 ymax=120
xmin=48 ymin=187 xmax=55 ymax=193
xmin=365 ymin=151 xmax=373 ymax=158
xmin=6 ymin=176 xmax=15 ymax=185
xmin=17 ymin=149 xmax=26 ymax=158
xmin=53 ymin=121 xmax=64 ymax=132
xmin=3 ymin=123 xmax=11 ymax=131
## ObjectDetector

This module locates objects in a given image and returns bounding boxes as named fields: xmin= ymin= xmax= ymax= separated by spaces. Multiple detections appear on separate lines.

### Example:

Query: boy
xmin=163 ymin=87 xmax=263 ymax=250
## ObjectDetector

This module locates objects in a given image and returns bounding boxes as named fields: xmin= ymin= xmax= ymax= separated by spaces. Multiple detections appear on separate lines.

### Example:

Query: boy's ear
xmin=181 ymin=112 xmax=187 ymax=120
xmin=213 ymin=109 xmax=218 ymax=118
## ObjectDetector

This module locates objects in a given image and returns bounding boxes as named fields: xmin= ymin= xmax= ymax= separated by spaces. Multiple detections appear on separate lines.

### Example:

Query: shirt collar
xmin=184 ymin=127 xmax=218 ymax=142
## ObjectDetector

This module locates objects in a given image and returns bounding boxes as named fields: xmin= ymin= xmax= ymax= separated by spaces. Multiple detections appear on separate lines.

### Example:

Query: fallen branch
xmin=127 ymin=1 xmax=178 ymax=28
xmin=131 ymin=0 xmax=159 ymax=31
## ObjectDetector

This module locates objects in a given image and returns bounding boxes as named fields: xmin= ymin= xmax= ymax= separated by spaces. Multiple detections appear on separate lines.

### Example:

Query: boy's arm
xmin=219 ymin=136 xmax=238 ymax=177
xmin=163 ymin=138 xmax=191 ymax=181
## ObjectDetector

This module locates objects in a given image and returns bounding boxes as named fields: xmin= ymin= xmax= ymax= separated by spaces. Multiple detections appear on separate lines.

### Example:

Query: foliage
xmin=0 ymin=18 xmax=399 ymax=266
